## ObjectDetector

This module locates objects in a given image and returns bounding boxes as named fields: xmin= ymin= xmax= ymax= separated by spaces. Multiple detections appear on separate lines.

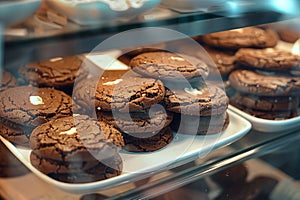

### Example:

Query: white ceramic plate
xmin=46 ymin=0 xmax=161 ymax=26
xmin=229 ymin=105 xmax=300 ymax=133
xmin=0 ymin=110 xmax=251 ymax=193
xmin=0 ymin=0 xmax=41 ymax=27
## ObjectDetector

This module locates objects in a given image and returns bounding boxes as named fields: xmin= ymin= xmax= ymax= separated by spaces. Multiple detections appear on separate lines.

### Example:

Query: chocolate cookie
xmin=0 ymin=140 xmax=30 ymax=177
xmin=170 ymin=112 xmax=229 ymax=135
xmin=229 ymin=69 xmax=300 ymax=96
xmin=230 ymin=92 xmax=299 ymax=111
xmin=210 ymin=163 xmax=248 ymax=188
xmin=0 ymin=121 xmax=29 ymax=146
xmin=215 ymin=176 xmax=278 ymax=200
xmin=173 ymin=44 xmax=236 ymax=78
xmin=30 ymin=152 xmax=123 ymax=183
xmin=123 ymin=126 xmax=173 ymax=152
xmin=163 ymin=85 xmax=228 ymax=116
xmin=97 ymin=108 xmax=173 ymax=134
xmin=204 ymin=46 xmax=236 ymax=77
xmin=277 ymin=27 xmax=300 ymax=43
xmin=19 ymin=56 xmax=88 ymax=93
xmin=130 ymin=52 xmax=209 ymax=82
xmin=235 ymin=48 xmax=300 ymax=71
xmin=0 ymin=71 xmax=17 ymax=92
xmin=73 ymin=71 xmax=166 ymax=112
xmin=230 ymin=102 xmax=298 ymax=120
xmin=202 ymin=27 xmax=278 ymax=49
xmin=80 ymin=193 xmax=108 ymax=200
xmin=29 ymin=115 xmax=124 ymax=183
xmin=119 ymin=43 xmax=167 ymax=65
xmin=0 ymin=86 xmax=73 ymax=129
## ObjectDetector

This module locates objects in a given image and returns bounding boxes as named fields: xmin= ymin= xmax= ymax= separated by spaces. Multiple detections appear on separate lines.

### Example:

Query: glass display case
xmin=1 ymin=1 xmax=300 ymax=199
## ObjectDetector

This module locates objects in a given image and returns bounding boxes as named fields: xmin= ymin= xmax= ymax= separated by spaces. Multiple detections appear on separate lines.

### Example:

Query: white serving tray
xmin=229 ymin=105 xmax=300 ymax=133
xmin=0 ymin=110 xmax=251 ymax=194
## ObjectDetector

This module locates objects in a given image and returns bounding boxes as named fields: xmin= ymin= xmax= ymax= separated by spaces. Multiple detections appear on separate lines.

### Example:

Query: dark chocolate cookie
xmin=163 ymin=85 xmax=228 ymax=116
xmin=202 ymin=27 xmax=278 ymax=49
xmin=130 ymin=52 xmax=209 ymax=82
xmin=0 ymin=140 xmax=30 ymax=177
xmin=0 ymin=86 xmax=73 ymax=129
xmin=235 ymin=48 xmax=300 ymax=71
xmin=0 ymin=71 xmax=17 ymax=92
xmin=29 ymin=115 xmax=124 ymax=183
xmin=170 ymin=112 xmax=229 ymax=135
xmin=29 ymin=115 xmax=124 ymax=162
xmin=0 ymin=121 xmax=30 ymax=146
xmin=97 ymin=108 xmax=173 ymax=134
xmin=230 ymin=92 xmax=299 ymax=111
xmin=73 ymin=71 xmax=166 ymax=112
xmin=173 ymin=44 xmax=236 ymax=78
xmin=204 ymin=46 xmax=236 ymax=77
xmin=19 ymin=56 xmax=88 ymax=93
xmin=277 ymin=27 xmax=300 ymax=43
xmin=210 ymin=163 xmax=248 ymax=188
xmin=230 ymin=102 xmax=298 ymax=120
xmin=229 ymin=69 xmax=300 ymax=96
xmin=30 ymin=152 xmax=122 ymax=183
xmin=123 ymin=126 xmax=173 ymax=152
xmin=215 ymin=176 xmax=278 ymax=200
xmin=80 ymin=193 xmax=108 ymax=200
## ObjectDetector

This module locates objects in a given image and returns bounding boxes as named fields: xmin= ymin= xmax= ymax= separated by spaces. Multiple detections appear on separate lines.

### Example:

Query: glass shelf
xmin=3 ymin=6 xmax=299 ymax=65
xmin=107 ymin=129 xmax=300 ymax=199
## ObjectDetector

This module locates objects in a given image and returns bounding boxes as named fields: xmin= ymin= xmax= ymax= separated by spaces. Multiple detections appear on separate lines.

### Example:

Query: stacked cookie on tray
xmin=0 ymin=56 xmax=126 ymax=183
xmin=201 ymin=26 xmax=300 ymax=120
xmin=129 ymin=51 xmax=230 ymax=135
xmin=229 ymin=48 xmax=300 ymax=120
xmin=73 ymin=69 xmax=174 ymax=152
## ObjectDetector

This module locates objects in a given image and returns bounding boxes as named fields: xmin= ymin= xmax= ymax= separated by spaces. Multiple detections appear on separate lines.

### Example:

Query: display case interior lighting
xmin=223 ymin=0 xmax=300 ymax=17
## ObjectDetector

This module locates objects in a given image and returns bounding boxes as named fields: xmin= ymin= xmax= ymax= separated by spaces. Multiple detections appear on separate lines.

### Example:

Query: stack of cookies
xmin=0 ymin=56 xmax=126 ymax=183
xmin=29 ymin=115 xmax=124 ymax=183
xmin=129 ymin=51 xmax=230 ymax=135
xmin=73 ymin=70 xmax=174 ymax=152
xmin=202 ymin=26 xmax=278 ymax=87
xmin=229 ymin=48 xmax=300 ymax=120
xmin=199 ymin=26 xmax=300 ymax=120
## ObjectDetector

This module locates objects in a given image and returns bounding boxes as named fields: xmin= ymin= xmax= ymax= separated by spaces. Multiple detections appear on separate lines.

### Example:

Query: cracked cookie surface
xmin=0 ymin=86 xmax=73 ymax=128
xmin=163 ymin=85 xmax=228 ymax=116
xmin=73 ymin=72 xmax=166 ymax=112
xmin=229 ymin=70 xmax=300 ymax=96
xmin=0 ymin=71 xmax=17 ymax=92
xmin=29 ymin=115 xmax=124 ymax=183
xmin=235 ymin=48 xmax=300 ymax=71
xmin=130 ymin=52 xmax=209 ymax=81
xmin=97 ymin=108 xmax=173 ymax=134
xmin=123 ymin=126 xmax=173 ymax=152
xmin=202 ymin=27 xmax=277 ymax=49
xmin=19 ymin=56 xmax=88 ymax=92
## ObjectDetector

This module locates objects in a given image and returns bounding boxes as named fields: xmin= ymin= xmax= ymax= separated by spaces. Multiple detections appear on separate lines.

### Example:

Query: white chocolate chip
xmin=229 ymin=28 xmax=244 ymax=33
xmin=184 ymin=88 xmax=203 ymax=95
xmin=59 ymin=127 xmax=77 ymax=135
xmin=103 ymin=79 xmax=123 ymax=85
xmin=170 ymin=56 xmax=185 ymax=61
xmin=49 ymin=57 xmax=63 ymax=62
xmin=29 ymin=96 xmax=44 ymax=105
